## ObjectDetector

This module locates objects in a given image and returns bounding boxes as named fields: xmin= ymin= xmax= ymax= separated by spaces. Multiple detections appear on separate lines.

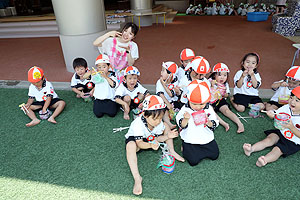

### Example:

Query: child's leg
xmin=243 ymin=133 xmax=280 ymax=156
xmin=216 ymin=113 xmax=230 ymax=132
xmin=256 ymin=102 xmax=265 ymax=111
xmin=48 ymin=100 xmax=66 ymax=124
xmin=219 ymin=105 xmax=244 ymax=133
xmin=163 ymin=111 xmax=176 ymax=129
xmin=230 ymin=97 xmax=246 ymax=112
xmin=25 ymin=105 xmax=42 ymax=127
xmin=165 ymin=138 xmax=185 ymax=162
xmin=256 ymin=146 xmax=283 ymax=167
xmin=93 ymin=99 xmax=104 ymax=118
xmin=265 ymin=103 xmax=278 ymax=111
xmin=123 ymin=95 xmax=131 ymax=120
xmin=126 ymin=141 xmax=143 ymax=195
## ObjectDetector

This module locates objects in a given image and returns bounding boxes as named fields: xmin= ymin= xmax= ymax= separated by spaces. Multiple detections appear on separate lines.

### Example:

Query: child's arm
xmin=159 ymin=77 xmax=174 ymax=97
xmin=283 ymin=120 xmax=300 ymax=138
xmin=136 ymin=139 xmax=159 ymax=150
xmin=158 ymin=93 xmax=173 ymax=109
xmin=102 ymin=73 xmax=116 ymax=88
xmin=249 ymin=69 xmax=259 ymax=88
xmin=115 ymin=97 xmax=130 ymax=112
xmin=93 ymin=31 xmax=121 ymax=47
xmin=89 ymin=88 xmax=95 ymax=97
xmin=42 ymin=96 xmax=52 ymax=113
xmin=236 ymin=70 xmax=247 ymax=88
xmin=271 ymin=80 xmax=288 ymax=90
xmin=72 ymin=87 xmax=85 ymax=97
xmin=25 ymin=98 xmax=34 ymax=109
xmin=156 ymin=122 xmax=179 ymax=142
xmin=181 ymin=112 xmax=191 ymax=129
xmin=127 ymin=50 xmax=135 ymax=66
xmin=83 ymin=71 xmax=92 ymax=79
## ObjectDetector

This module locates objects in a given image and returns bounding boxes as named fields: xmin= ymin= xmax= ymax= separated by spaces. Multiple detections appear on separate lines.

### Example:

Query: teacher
xmin=93 ymin=22 xmax=139 ymax=83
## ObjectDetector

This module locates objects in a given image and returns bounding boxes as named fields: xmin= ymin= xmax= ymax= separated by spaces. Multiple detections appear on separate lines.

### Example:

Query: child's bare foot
xmin=133 ymin=176 xmax=143 ymax=195
xmin=237 ymin=123 xmax=244 ymax=133
xmin=223 ymin=123 xmax=230 ymax=132
xmin=76 ymin=94 xmax=81 ymax=98
xmin=169 ymin=150 xmax=185 ymax=162
xmin=243 ymin=143 xmax=253 ymax=156
xmin=123 ymin=112 xmax=130 ymax=120
xmin=256 ymin=156 xmax=267 ymax=167
xmin=26 ymin=118 xmax=41 ymax=127
xmin=48 ymin=116 xmax=57 ymax=124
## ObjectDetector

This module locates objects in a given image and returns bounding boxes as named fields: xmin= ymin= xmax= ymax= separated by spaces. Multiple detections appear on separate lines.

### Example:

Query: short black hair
xmin=73 ymin=58 xmax=87 ymax=69
xmin=121 ymin=22 xmax=139 ymax=36
xmin=144 ymin=108 xmax=166 ymax=119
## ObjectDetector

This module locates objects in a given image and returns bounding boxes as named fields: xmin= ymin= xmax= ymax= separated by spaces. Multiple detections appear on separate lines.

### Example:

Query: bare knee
xmin=123 ymin=95 xmax=131 ymax=103
xmin=236 ymin=106 xmax=245 ymax=112
xmin=126 ymin=141 xmax=139 ymax=153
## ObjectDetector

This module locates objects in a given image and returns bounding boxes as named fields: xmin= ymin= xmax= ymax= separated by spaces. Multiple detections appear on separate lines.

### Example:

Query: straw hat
xmin=143 ymin=95 xmax=166 ymax=111
xmin=286 ymin=66 xmax=300 ymax=80
xmin=186 ymin=80 xmax=211 ymax=104
xmin=124 ymin=66 xmax=140 ymax=76
xmin=180 ymin=48 xmax=195 ymax=61
xmin=95 ymin=54 xmax=110 ymax=65
xmin=28 ymin=66 xmax=44 ymax=83
xmin=212 ymin=63 xmax=230 ymax=72
xmin=185 ymin=56 xmax=210 ymax=74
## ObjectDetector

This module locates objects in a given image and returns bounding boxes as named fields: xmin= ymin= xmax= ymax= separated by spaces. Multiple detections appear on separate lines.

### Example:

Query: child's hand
xmin=138 ymin=103 xmax=143 ymax=109
xmin=281 ymin=82 xmax=288 ymax=87
xmin=174 ymin=86 xmax=181 ymax=95
xmin=211 ymin=79 xmax=217 ymax=86
xmin=160 ymin=77 xmax=166 ymax=85
xmin=183 ymin=112 xmax=191 ymax=119
xmin=150 ymin=140 xmax=159 ymax=150
xmin=248 ymin=69 xmax=255 ymax=76
xmin=242 ymin=70 xmax=248 ymax=77
xmin=25 ymin=103 xmax=31 ymax=109
xmin=80 ymin=92 xmax=85 ymax=98
xmin=167 ymin=129 xmax=179 ymax=139
xmin=282 ymin=119 xmax=293 ymax=130
xmin=101 ymin=71 xmax=108 ymax=79
xmin=89 ymin=90 xmax=94 ymax=97
xmin=166 ymin=102 xmax=173 ymax=110
xmin=266 ymin=110 xmax=276 ymax=118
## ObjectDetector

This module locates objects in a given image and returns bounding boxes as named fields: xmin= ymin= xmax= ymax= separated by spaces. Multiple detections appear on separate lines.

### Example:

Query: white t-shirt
xmin=70 ymin=73 xmax=91 ymax=87
xmin=115 ymin=82 xmax=148 ymax=99
xmin=125 ymin=115 xmax=165 ymax=140
xmin=99 ymin=37 xmax=139 ymax=60
xmin=28 ymin=80 xmax=58 ymax=101
xmin=176 ymin=103 xmax=219 ymax=145
xmin=270 ymin=80 xmax=292 ymax=102
xmin=177 ymin=66 xmax=186 ymax=83
xmin=276 ymin=104 xmax=300 ymax=145
xmin=156 ymin=77 xmax=179 ymax=102
xmin=233 ymin=70 xmax=261 ymax=96
xmin=93 ymin=71 xmax=117 ymax=100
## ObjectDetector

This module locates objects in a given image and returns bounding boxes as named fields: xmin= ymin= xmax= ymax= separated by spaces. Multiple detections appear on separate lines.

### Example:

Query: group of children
xmin=23 ymin=40 xmax=300 ymax=196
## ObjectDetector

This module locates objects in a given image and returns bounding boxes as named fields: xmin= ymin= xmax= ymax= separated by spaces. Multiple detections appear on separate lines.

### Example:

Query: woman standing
xmin=93 ymin=22 xmax=139 ymax=84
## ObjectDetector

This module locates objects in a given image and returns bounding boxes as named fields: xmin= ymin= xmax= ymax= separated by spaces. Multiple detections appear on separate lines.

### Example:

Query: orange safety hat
xmin=292 ymin=86 xmax=300 ymax=99
xmin=143 ymin=95 xmax=166 ymax=111
xmin=28 ymin=66 xmax=44 ymax=83
xmin=124 ymin=66 xmax=140 ymax=76
xmin=185 ymin=56 xmax=210 ymax=74
xmin=286 ymin=66 xmax=300 ymax=80
xmin=95 ymin=54 xmax=110 ymax=65
xmin=186 ymin=80 xmax=211 ymax=104
xmin=180 ymin=48 xmax=195 ymax=61
xmin=212 ymin=63 xmax=230 ymax=72
xmin=162 ymin=61 xmax=178 ymax=74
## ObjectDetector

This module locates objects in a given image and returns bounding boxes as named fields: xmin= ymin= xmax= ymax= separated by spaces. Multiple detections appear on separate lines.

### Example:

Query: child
xmin=24 ymin=66 xmax=65 ymax=127
xmin=93 ymin=22 xmax=139 ymax=83
xmin=70 ymin=57 xmax=94 ymax=99
xmin=156 ymin=61 xmax=181 ymax=129
xmin=231 ymin=53 xmax=265 ymax=112
xmin=115 ymin=66 xmax=149 ymax=120
xmin=84 ymin=54 xmax=118 ymax=118
xmin=176 ymin=80 xmax=219 ymax=166
xmin=243 ymin=86 xmax=300 ymax=167
xmin=125 ymin=95 xmax=184 ymax=195
xmin=209 ymin=63 xmax=244 ymax=133
xmin=177 ymin=48 xmax=195 ymax=81
xmin=265 ymin=66 xmax=300 ymax=111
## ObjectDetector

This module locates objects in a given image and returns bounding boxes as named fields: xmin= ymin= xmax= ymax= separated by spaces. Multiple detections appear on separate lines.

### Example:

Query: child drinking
xmin=115 ymin=66 xmax=149 ymax=120
xmin=209 ymin=63 xmax=244 ymax=133
xmin=125 ymin=95 xmax=184 ymax=195
xmin=265 ymin=66 xmax=300 ymax=111
xmin=243 ymin=86 xmax=300 ymax=167
xmin=176 ymin=80 xmax=219 ymax=166
xmin=24 ymin=66 xmax=65 ymax=127
xmin=156 ymin=61 xmax=181 ymax=129
xmin=231 ymin=53 xmax=265 ymax=112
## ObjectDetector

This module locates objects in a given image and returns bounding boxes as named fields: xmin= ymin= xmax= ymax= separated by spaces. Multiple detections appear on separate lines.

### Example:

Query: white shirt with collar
xmin=270 ymin=80 xmax=292 ymax=102
xmin=28 ymin=80 xmax=58 ymax=101
xmin=156 ymin=77 xmax=179 ymax=102
xmin=70 ymin=72 xmax=91 ymax=87
xmin=115 ymin=82 xmax=148 ymax=99
xmin=176 ymin=103 xmax=219 ymax=145
xmin=93 ymin=71 xmax=117 ymax=100
xmin=233 ymin=70 xmax=261 ymax=96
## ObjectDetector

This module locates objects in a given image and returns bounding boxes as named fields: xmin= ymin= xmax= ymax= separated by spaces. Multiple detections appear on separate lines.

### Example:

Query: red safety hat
xmin=292 ymin=86 xmax=300 ymax=99
xmin=286 ymin=66 xmax=300 ymax=80
xmin=28 ymin=66 xmax=44 ymax=83
xmin=124 ymin=66 xmax=140 ymax=76
xmin=162 ymin=61 xmax=178 ymax=74
xmin=212 ymin=63 xmax=230 ymax=72
xmin=185 ymin=56 xmax=210 ymax=74
xmin=143 ymin=95 xmax=166 ymax=111
xmin=95 ymin=54 xmax=110 ymax=65
xmin=180 ymin=48 xmax=195 ymax=61
xmin=186 ymin=80 xmax=211 ymax=104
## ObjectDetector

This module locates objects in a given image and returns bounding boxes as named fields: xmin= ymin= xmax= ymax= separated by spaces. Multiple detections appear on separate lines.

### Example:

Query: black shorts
xmin=267 ymin=100 xmax=283 ymax=108
xmin=276 ymin=5 xmax=286 ymax=8
xmin=233 ymin=94 xmax=263 ymax=108
xmin=211 ymin=98 xmax=230 ymax=112
xmin=125 ymin=136 xmax=148 ymax=144
xmin=32 ymin=98 xmax=63 ymax=110
xmin=73 ymin=83 xmax=94 ymax=93
xmin=264 ymin=129 xmax=300 ymax=157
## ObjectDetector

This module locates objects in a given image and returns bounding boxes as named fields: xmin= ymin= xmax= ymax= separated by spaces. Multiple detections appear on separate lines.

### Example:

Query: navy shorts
xmin=264 ymin=129 xmax=300 ymax=157
xmin=32 ymin=98 xmax=63 ymax=110
xmin=233 ymin=94 xmax=263 ymax=108
xmin=211 ymin=98 xmax=230 ymax=112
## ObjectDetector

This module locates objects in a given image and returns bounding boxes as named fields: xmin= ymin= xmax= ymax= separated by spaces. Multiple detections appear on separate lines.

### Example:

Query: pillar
xmin=51 ymin=0 xmax=106 ymax=72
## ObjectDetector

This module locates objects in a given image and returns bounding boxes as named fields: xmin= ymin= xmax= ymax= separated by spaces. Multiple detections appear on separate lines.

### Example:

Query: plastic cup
xmin=274 ymin=112 xmax=291 ymax=130
xmin=278 ymin=95 xmax=289 ymax=105
xmin=161 ymin=154 xmax=175 ymax=174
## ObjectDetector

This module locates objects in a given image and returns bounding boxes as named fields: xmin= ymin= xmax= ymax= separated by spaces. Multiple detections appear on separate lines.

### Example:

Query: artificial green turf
xmin=0 ymin=88 xmax=299 ymax=200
